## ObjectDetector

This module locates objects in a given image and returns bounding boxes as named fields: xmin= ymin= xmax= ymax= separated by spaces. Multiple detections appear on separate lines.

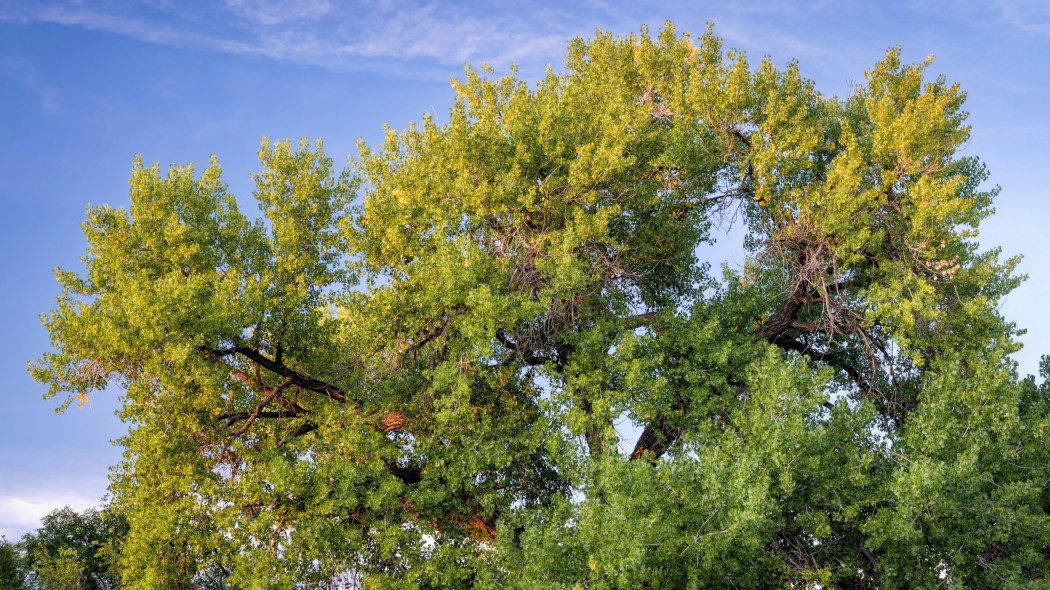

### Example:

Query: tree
xmin=34 ymin=548 xmax=84 ymax=590
xmin=0 ymin=536 xmax=26 ymax=590
xmin=21 ymin=506 xmax=127 ymax=590
xmin=31 ymin=23 xmax=1050 ymax=589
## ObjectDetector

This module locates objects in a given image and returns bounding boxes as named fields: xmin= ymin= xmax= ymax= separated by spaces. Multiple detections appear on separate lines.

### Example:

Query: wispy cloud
xmin=1 ymin=0 xmax=602 ymax=77
xmin=226 ymin=0 xmax=333 ymax=26
xmin=0 ymin=0 xmax=946 ymax=83
xmin=4 ymin=4 xmax=261 ymax=57
xmin=0 ymin=56 xmax=61 ymax=113
xmin=336 ymin=3 xmax=570 ymax=65
xmin=994 ymin=0 xmax=1050 ymax=35
xmin=904 ymin=0 xmax=1050 ymax=36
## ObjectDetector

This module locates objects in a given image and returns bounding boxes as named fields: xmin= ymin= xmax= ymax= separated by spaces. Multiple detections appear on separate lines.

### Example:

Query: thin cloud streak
xmin=905 ymin=0 xmax=1050 ymax=36
xmin=995 ymin=0 xmax=1050 ymax=35
xmin=8 ymin=1 xmax=806 ymax=80
xmin=7 ymin=0 xmax=1050 ymax=81
xmin=226 ymin=0 xmax=334 ymax=26
xmin=2 ymin=1 xmax=595 ymax=76
xmin=1 ymin=0 xmax=887 ymax=85
xmin=0 ymin=56 xmax=61 ymax=113
xmin=8 ymin=5 xmax=262 ymax=57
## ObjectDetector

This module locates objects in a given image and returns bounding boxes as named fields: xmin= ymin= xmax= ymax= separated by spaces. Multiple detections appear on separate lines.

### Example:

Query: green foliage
xmin=0 ymin=536 xmax=26 ymax=590
xmin=32 ymin=23 xmax=1049 ymax=588
xmin=21 ymin=505 xmax=127 ymax=590
xmin=34 ymin=547 xmax=84 ymax=590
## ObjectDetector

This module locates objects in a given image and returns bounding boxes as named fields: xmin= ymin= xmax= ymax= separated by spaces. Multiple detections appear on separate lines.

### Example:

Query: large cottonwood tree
xmin=32 ymin=24 xmax=1050 ymax=589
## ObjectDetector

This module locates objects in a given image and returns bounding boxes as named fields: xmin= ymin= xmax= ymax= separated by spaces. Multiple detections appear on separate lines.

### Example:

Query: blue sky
xmin=1 ymin=0 xmax=1048 ymax=539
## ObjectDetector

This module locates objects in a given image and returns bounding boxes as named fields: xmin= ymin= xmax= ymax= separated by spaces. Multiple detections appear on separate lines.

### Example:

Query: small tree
xmin=34 ymin=548 xmax=84 ymax=590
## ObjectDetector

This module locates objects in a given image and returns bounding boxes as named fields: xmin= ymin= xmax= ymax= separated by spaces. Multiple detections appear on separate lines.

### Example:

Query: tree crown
xmin=31 ymin=23 xmax=1049 ymax=589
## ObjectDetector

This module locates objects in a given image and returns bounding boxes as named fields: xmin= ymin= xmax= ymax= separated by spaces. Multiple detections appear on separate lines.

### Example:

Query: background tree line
xmin=0 ymin=503 xmax=240 ymax=589
xmin=1 ymin=503 xmax=124 ymax=590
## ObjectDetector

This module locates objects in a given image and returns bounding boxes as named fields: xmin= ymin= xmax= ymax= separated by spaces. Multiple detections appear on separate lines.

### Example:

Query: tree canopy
xmin=20 ymin=505 xmax=127 ymax=590
xmin=32 ymin=24 xmax=1050 ymax=589
xmin=0 ymin=536 xmax=26 ymax=590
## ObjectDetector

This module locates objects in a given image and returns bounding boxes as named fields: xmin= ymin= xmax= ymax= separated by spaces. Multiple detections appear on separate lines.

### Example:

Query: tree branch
xmin=630 ymin=399 xmax=686 ymax=462
xmin=625 ymin=311 xmax=658 ymax=330
xmin=768 ymin=335 xmax=875 ymax=395
xmin=276 ymin=421 xmax=317 ymax=448
xmin=495 ymin=329 xmax=545 ymax=366
xmin=227 ymin=377 xmax=295 ymax=436
xmin=205 ymin=345 xmax=352 ymax=406
xmin=219 ymin=410 xmax=301 ymax=426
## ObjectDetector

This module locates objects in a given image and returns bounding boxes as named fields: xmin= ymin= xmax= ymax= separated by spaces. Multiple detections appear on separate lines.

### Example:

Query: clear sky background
xmin=1 ymin=0 xmax=1047 ymax=540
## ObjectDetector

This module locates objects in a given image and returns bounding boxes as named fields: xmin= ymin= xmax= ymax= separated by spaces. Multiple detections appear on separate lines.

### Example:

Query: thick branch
xmin=219 ymin=410 xmax=301 ymax=426
xmin=625 ymin=311 xmax=658 ymax=330
xmin=754 ymin=267 xmax=881 ymax=398
xmin=769 ymin=335 xmax=874 ymax=395
xmin=276 ymin=421 xmax=317 ymax=448
xmin=495 ymin=329 xmax=545 ymax=366
xmin=579 ymin=397 xmax=610 ymax=459
xmin=206 ymin=345 xmax=351 ymax=406
xmin=756 ymin=291 xmax=808 ymax=342
xmin=630 ymin=399 xmax=686 ymax=462
xmin=207 ymin=345 xmax=431 ymax=488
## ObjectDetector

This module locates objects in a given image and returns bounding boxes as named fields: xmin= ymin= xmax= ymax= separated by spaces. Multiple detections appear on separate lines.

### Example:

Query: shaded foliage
xmin=0 ymin=536 xmax=26 ymax=590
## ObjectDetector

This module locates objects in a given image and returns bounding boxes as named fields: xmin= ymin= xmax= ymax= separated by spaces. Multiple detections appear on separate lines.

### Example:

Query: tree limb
xmin=276 ymin=421 xmax=317 ymax=448
xmin=495 ymin=329 xmax=545 ymax=366
xmin=205 ymin=345 xmax=352 ymax=406
xmin=227 ymin=377 xmax=295 ymax=436
xmin=630 ymin=399 xmax=686 ymax=462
